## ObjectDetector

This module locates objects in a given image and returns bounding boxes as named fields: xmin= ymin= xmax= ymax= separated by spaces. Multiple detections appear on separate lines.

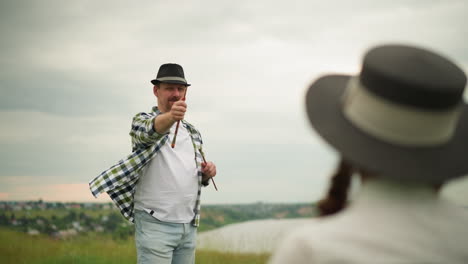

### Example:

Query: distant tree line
xmin=0 ymin=209 xmax=133 ymax=240
xmin=1 ymin=201 xmax=317 ymax=237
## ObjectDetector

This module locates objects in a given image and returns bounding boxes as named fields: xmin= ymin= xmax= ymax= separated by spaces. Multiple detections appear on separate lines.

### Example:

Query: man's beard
xmin=169 ymin=96 xmax=180 ymax=103
xmin=163 ymin=96 xmax=180 ymax=111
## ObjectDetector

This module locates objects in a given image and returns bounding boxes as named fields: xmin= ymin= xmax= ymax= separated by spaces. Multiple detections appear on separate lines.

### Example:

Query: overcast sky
xmin=1 ymin=0 xmax=467 ymax=205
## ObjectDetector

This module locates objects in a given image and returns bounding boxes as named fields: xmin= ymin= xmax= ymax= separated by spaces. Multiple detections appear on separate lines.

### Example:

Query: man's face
xmin=153 ymin=82 xmax=187 ymax=112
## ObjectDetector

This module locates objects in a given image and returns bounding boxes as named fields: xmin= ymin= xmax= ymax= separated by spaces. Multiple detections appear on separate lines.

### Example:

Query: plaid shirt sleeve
xmin=89 ymin=110 xmax=167 ymax=198
xmin=89 ymin=149 xmax=145 ymax=197
xmin=130 ymin=111 xmax=168 ymax=151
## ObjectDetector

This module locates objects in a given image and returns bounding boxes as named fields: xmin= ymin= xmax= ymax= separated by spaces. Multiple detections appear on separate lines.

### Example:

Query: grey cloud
xmin=2 ymin=0 xmax=466 ymax=116
xmin=0 ymin=68 xmax=138 ymax=115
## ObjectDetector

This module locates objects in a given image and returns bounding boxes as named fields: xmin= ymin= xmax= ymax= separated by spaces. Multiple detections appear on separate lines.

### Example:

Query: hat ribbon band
xmin=342 ymin=77 xmax=461 ymax=147
xmin=156 ymin=76 xmax=187 ymax=83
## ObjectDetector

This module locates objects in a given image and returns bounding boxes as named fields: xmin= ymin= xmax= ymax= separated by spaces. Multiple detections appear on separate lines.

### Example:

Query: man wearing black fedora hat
xmin=270 ymin=44 xmax=468 ymax=263
xmin=90 ymin=63 xmax=217 ymax=264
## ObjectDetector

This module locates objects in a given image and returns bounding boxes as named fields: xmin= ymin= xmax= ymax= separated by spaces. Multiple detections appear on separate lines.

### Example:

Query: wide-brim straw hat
xmin=305 ymin=44 xmax=468 ymax=183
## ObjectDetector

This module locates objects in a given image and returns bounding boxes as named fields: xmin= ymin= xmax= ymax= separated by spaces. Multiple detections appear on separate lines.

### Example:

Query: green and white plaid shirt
xmin=89 ymin=106 xmax=208 ymax=226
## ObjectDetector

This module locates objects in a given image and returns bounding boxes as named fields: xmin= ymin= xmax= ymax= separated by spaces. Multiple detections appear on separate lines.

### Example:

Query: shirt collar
xmin=352 ymin=178 xmax=438 ymax=208
xmin=152 ymin=106 xmax=162 ymax=115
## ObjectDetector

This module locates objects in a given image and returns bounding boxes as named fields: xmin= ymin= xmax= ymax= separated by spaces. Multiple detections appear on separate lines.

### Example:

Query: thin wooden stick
xmin=200 ymin=148 xmax=218 ymax=191
xmin=171 ymin=88 xmax=188 ymax=148
xmin=171 ymin=122 xmax=181 ymax=148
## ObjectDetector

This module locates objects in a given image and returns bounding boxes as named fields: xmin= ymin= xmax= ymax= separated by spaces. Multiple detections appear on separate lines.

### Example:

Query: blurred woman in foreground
xmin=270 ymin=44 xmax=468 ymax=263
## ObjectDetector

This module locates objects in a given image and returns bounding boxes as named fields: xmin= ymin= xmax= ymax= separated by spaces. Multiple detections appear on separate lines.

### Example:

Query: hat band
xmin=156 ymin=76 xmax=187 ymax=83
xmin=342 ymin=77 xmax=461 ymax=146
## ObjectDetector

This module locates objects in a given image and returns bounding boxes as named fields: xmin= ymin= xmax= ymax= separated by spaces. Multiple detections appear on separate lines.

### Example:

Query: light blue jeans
xmin=135 ymin=210 xmax=197 ymax=264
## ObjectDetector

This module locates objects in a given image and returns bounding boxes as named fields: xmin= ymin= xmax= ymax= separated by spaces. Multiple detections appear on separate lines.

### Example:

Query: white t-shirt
xmin=134 ymin=122 xmax=198 ymax=223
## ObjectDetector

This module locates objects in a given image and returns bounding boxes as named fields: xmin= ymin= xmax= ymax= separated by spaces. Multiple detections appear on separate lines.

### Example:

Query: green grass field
xmin=0 ymin=228 xmax=270 ymax=264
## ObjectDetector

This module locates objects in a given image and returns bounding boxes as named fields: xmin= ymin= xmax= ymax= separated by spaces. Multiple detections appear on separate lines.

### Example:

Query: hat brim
xmin=151 ymin=79 xmax=191 ymax=86
xmin=306 ymin=75 xmax=468 ymax=183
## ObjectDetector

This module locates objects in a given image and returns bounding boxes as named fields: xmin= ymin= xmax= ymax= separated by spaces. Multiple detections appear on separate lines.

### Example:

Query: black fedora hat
xmin=151 ymin=63 xmax=191 ymax=86
xmin=306 ymin=44 xmax=468 ymax=183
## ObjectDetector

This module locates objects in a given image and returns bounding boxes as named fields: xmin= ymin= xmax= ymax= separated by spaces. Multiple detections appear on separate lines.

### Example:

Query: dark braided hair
xmin=317 ymin=159 xmax=353 ymax=216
